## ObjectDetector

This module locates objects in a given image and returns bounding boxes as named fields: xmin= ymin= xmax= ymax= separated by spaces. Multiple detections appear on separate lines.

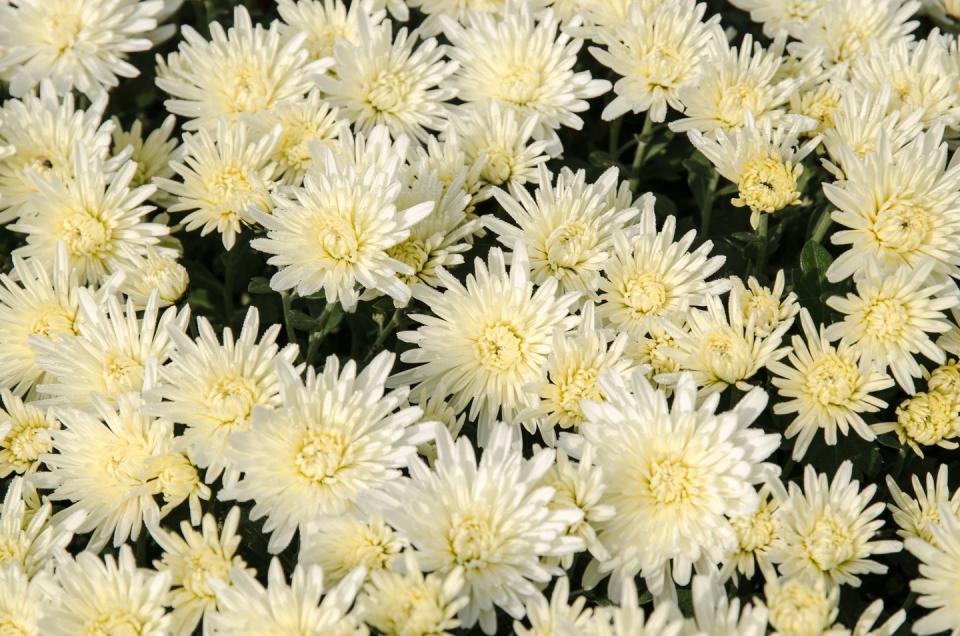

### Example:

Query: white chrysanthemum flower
xmin=730 ymin=271 xmax=800 ymax=339
xmin=769 ymin=309 xmax=894 ymax=459
xmin=0 ymin=477 xmax=83 ymax=577
xmin=722 ymin=481 xmax=785 ymax=581
xmin=672 ymin=34 xmax=800 ymax=134
xmin=392 ymin=246 xmax=579 ymax=440
xmin=820 ymin=88 xmax=924 ymax=172
xmin=117 ymin=247 xmax=189 ymax=309
xmin=486 ymin=166 xmax=641 ymax=295
xmin=905 ymin=507 xmax=960 ymax=635
xmin=685 ymin=574 xmax=769 ymax=636
xmin=42 ymin=392 xmax=194 ymax=551
xmin=0 ymin=83 xmax=113 ymax=222
xmin=772 ymin=461 xmax=901 ymax=587
xmin=442 ymin=5 xmax=610 ymax=153
xmin=156 ymin=6 xmax=332 ymax=130
xmin=590 ymin=577 xmax=686 ymax=634
xmin=111 ymin=114 xmax=181 ymax=193
xmin=445 ymin=102 xmax=551 ymax=198
xmin=627 ymin=316 xmax=688 ymax=386
xmin=729 ymin=0 xmax=825 ymax=37
xmin=927 ymin=357 xmax=960 ymax=396
xmin=151 ymin=508 xmax=253 ymax=636
xmin=358 ymin=551 xmax=468 ymax=636
xmin=788 ymin=0 xmax=920 ymax=67
xmin=824 ymin=127 xmax=960 ymax=282
xmin=414 ymin=130 xmax=485 ymax=204
xmin=873 ymin=390 xmax=960 ymax=456
xmin=373 ymin=422 xmax=584 ymax=634
xmin=513 ymin=576 xmax=595 ymax=636
xmin=149 ymin=306 xmax=298 ymax=484
xmin=0 ymin=390 xmax=57 ymax=477
xmin=0 ymin=0 xmax=162 ymax=97
xmin=524 ymin=303 xmax=633 ymax=441
xmin=32 ymin=290 xmax=188 ymax=410
xmin=406 ymin=0 xmax=549 ymax=34
xmin=581 ymin=370 xmax=780 ymax=596
xmin=157 ymin=120 xmax=281 ymax=250
xmin=589 ymin=0 xmax=720 ymax=122
xmin=209 ymin=559 xmax=366 ymax=635
xmin=761 ymin=574 xmax=840 ymax=636
xmin=0 ymin=249 xmax=88 ymax=396
xmin=11 ymin=151 xmax=170 ymax=286
xmin=597 ymin=208 xmax=727 ymax=338
xmin=0 ymin=565 xmax=44 ymax=636
xmin=259 ymin=89 xmax=345 ymax=184
xmin=300 ymin=514 xmax=405 ymax=585
xmin=687 ymin=115 xmax=820 ymax=229
xmin=668 ymin=292 xmax=790 ymax=395
xmin=38 ymin=546 xmax=171 ymax=636
xmin=318 ymin=17 xmax=456 ymax=142
xmin=825 ymin=264 xmax=957 ymax=393
xmin=790 ymin=79 xmax=845 ymax=137
xmin=221 ymin=352 xmax=431 ymax=553
xmin=277 ymin=0 xmax=385 ymax=63
xmin=887 ymin=466 xmax=960 ymax=545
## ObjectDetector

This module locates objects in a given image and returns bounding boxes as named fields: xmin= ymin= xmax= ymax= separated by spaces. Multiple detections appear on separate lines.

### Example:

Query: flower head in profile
xmin=872 ymin=390 xmax=960 ymax=456
xmin=905 ymin=506 xmax=960 ymax=635
xmin=769 ymin=309 xmax=894 ymax=459
xmin=0 ymin=477 xmax=84 ymax=577
xmin=299 ymin=514 xmax=405 ymax=585
xmin=259 ymin=90 xmax=345 ymax=184
xmin=220 ymin=352 xmax=431 ymax=553
xmin=771 ymin=461 xmax=901 ymax=587
xmin=392 ymin=246 xmax=579 ymax=441
xmin=0 ymin=0 xmax=163 ymax=97
xmin=0 ymin=390 xmax=58 ymax=477
xmin=373 ymin=422 xmax=585 ymax=634
xmin=722 ymin=481 xmax=786 ymax=581
xmin=730 ymin=270 xmax=800 ymax=338
xmin=117 ymin=247 xmax=189 ymax=309
xmin=761 ymin=573 xmax=839 ymax=636
xmin=887 ymin=465 xmax=960 ymax=545
xmin=580 ymin=370 xmax=780 ymax=596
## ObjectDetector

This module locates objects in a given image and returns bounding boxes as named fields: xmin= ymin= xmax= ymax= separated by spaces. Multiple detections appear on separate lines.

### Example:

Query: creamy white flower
xmin=259 ymin=89 xmax=346 ymax=184
xmin=730 ymin=271 xmax=800 ymax=339
xmin=729 ymin=0 xmax=826 ymax=37
xmin=373 ymin=422 xmax=584 ymax=634
xmin=589 ymin=576 xmax=686 ymax=633
xmin=299 ymin=514 xmax=405 ymax=585
xmin=906 ymin=506 xmax=960 ymax=635
xmin=277 ymin=0 xmax=385 ymax=63
xmin=685 ymin=574 xmax=769 ymax=636
xmin=513 ymin=576 xmax=595 ymax=636
xmin=581 ymin=370 xmax=779 ymax=596
xmin=873 ymin=390 xmax=960 ymax=456
xmin=116 ymin=246 xmax=189 ymax=308
xmin=887 ymin=465 xmax=960 ymax=545
xmin=772 ymin=461 xmax=902 ymax=587
xmin=0 ymin=0 xmax=162 ymax=97
xmin=0 ymin=565 xmax=45 ymax=636
xmin=0 ymin=390 xmax=57 ymax=477
xmin=762 ymin=574 xmax=840 ymax=636
xmin=110 ymin=114 xmax=181 ymax=193
xmin=721 ymin=481 xmax=786 ymax=581
xmin=393 ymin=246 xmax=578 ymax=441
xmin=0 ymin=477 xmax=83 ymax=577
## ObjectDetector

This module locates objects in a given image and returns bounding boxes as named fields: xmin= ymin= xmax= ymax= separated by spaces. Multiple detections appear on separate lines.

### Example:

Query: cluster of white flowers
xmin=1 ymin=0 xmax=960 ymax=634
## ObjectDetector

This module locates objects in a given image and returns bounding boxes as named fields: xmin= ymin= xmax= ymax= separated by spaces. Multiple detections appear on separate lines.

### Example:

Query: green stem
xmin=810 ymin=208 xmax=833 ymax=244
xmin=304 ymin=303 xmax=338 ymax=366
xmin=608 ymin=117 xmax=623 ymax=157
xmin=627 ymin=116 xmax=654 ymax=193
xmin=755 ymin=214 xmax=769 ymax=278
xmin=699 ymin=189 xmax=716 ymax=237
xmin=365 ymin=309 xmax=402 ymax=363
xmin=281 ymin=292 xmax=297 ymax=345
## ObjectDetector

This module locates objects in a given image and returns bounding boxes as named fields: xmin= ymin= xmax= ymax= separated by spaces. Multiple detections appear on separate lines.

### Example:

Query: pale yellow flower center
xmin=545 ymin=222 xmax=593 ymax=272
xmin=768 ymin=580 xmax=832 ymax=636
xmin=315 ymin=217 xmax=360 ymax=263
xmin=4 ymin=414 xmax=51 ymax=468
xmin=209 ymin=167 xmax=259 ymax=216
xmin=367 ymin=70 xmax=413 ymax=114
xmin=0 ymin=536 xmax=27 ymax=570
xmin=621 ymin=271 xmax=668 ymax=318
xmin=736 ymin=155 xmax=801 ymax=214
xmin=803 ymin=514 xmax=856 ymax=572
xmin=797 ymin=87 xmax=840 ymax=132
xmin=448 ymin=511 xmax=495 ymax=566
xmin=43 ymin=7 xmax=84 ymax=54
xmin=479 ymin=148 xmax=514 ymax=185
xmin=62 ymin=211 xmax=112 ymax=258
xmin=153 ymin=453 xmax=202 ymax=506
xmin=388 ymin=239 xmax=430 ymax=284
xmin=102 ymin=351 xmax=144 ymax=396
xmin=496 ymin=64 xmax=542 ymax=106
xmin=743 ymin=289 xmax=782 ymax=335
xmin=474 ymin=321 xmax=525 ymax=372
xmin=647 ymin=458 xmax=695 ymax=505
xmin=873 ymin=198 xmax=931 ymax=255
xmin=0 ymin=616 xmax=30 ymax=636
xmin=207 ymin=374 xmax=258 ymax=428
xmin=29 ymin=305 xmax=75 ymax=337
xmin=223 ymin=65 xmax=272 ymax=114
xmin=340 ymin=528 xmax=398 ymax=574
xmin=82 ymin=611 xmax=144 ymax=636
xmin=296 ymin=429 xmax=348 ymax=484
xmin=897 ymin=391 xmax=958 ymax=446
xmin=549 ymin=365 xmax=600 ymax=427
xmin=179 ymin=549 xmax=231 ymax=600
xmin=861 ymin=298 xmax=908 ymax=343
xmin=702 ymin=328 xmax=753 ymax=384
xmin=929 ymin=361 xmax=960 ymax=396
xmin=805 ymin=353 xmax=858 ymax=407
xmin=732 ymin=504 xmax=777 ymax=553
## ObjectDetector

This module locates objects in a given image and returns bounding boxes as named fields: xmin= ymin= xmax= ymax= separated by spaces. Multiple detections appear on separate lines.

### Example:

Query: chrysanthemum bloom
xmin=581 ymin=370 xmax=779 ymax=596
xmin=486 ymin=165 xmax=641 ymax=295
xmin=0 ymin=477 xmax=83 ymax=577
xmin=150 ymin=306 xmax=299 ymax=484
xmin=873 ymin=390 xmax=960 ymax=456
xmin=32 ymin=290 xmax=188 ymax=410
xmin=357 ymin=552 xmax=468 ymax=636
xmin=928 ymin=358 xmax=960 ymax=397
xmin=277 ymin=0 xmax=384 ymax=63
xmin=318 ymin=17 xmax=456 ymax=143
xmin=790 ymin=79 xmax=844 ymax=136
xmin=824 ymin=128 xmax=960 ymax=282
xmin=414 ymin=133 xmax=485 ymax=204
xmin=392 ymin=246 xmax=579 ymax=440
xmin=761 ymin=574 xmax=840 ymax=636
xmin=887 ymin=466 xmax=960 ymax=545
xmin=589 ymin=0 xmax=720 ymax=122
xmin=0 ymin=0 xmax=162 ymax=97
xmin=730 ymin=271 xmax=800 ymax=338
xmin=597 ymin=209 xmax=727 ymax=338
xmin=729 ymin=0 xmax=825 ymax=37
xmin=668 ymin=292 xmax=791 ymax=395
xmin=771 ymin=461 xmax=901 ymax=587
xmin=208 ymin=559 xmax=367 ymax=635
xmin=0 ymin=566 xmax=44 ymax=636
xmin=111 ymin=114 xmax=181 ymax=193
xmin=769 ymin=309 xmax=894 ymax=459
xmin=117 ymin=247 xmax=189 ymax=309
xmin=156 ymin=6 xmax=332 ymax=130
xmin=157 ymin=120 xmax=281 ymax=250
xmin=513 ymin=576 xmax=595 ymax=635
xmin=825 ymin=264 xmax=957 ymax=393
xmin=43 ymin=393 xmax=192 ymax=551
xmin=905 ymin=507 xmax=960 ymax=635
xmin=11 ymin=151 xmax=170 ymax=286
xmin=589 ymin=577 xmax=686 ymax=633
xmin=442 ymin=5 xmax=610 ymax=153
xmin=150 ymin=508 xmax=254 ymax=635
xmin=686 ymin=574 xmax=769 ymax=635
xmin=0 ymin=390 xmax=58 ymax=477
xmin=671 ymin=34 xmax=800 ymax=134
xmin=373 ymin=423 xmax=584 ymax=634
xmin=627 ymin=317 xmax=688 ymax=386
xmin=0 ymin=249 xmax=99 ymax=398
xmin=524 ymin=303 xmax=633 ymax=441
xmin=259 ymin=90 xmax=345 ymax=184
xmin=444 ymin=102 xmax=551 ymax=198
xmin=721 ymin=481 xmax=785 ymax=582
xmin=299 ymin=514 xmax=405 ymax=585
xmin=0 ymin=82 xmax=114 ymax=223
xmin=221 ymin=352 xmax=431 ymax=553
xmin=788 ymin=0 xmax=920 ymax=67
xmin=38 ymin=546 xmax=171 ymax=636
xmin=688 ymin=115 xmax=820 ymax=229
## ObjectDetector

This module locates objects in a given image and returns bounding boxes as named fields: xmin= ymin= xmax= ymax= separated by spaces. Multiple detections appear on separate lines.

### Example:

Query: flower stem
xmin=810 ymin=208 xmax=833 ymax=244
xmin=365 ymin=309 xmax=402 ymax=364
xmin=608 ymin=117 xmax=623 ymax=157
xmin=281 ymin=292 xmax=297 ymax=345
xmin=755 ymin=214 xmax=769 ymax=278
xmin=628 ymin=116 xmax=654 ymax=193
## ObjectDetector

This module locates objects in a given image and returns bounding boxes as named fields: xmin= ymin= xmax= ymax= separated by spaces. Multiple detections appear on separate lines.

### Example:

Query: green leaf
xmin=800 ymin=241 xmax=833 ymax=279
xmin=682 ymin=154 xmax=720 ymax=215
xmin=247 ymin=277 xmax=273 ymax=295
